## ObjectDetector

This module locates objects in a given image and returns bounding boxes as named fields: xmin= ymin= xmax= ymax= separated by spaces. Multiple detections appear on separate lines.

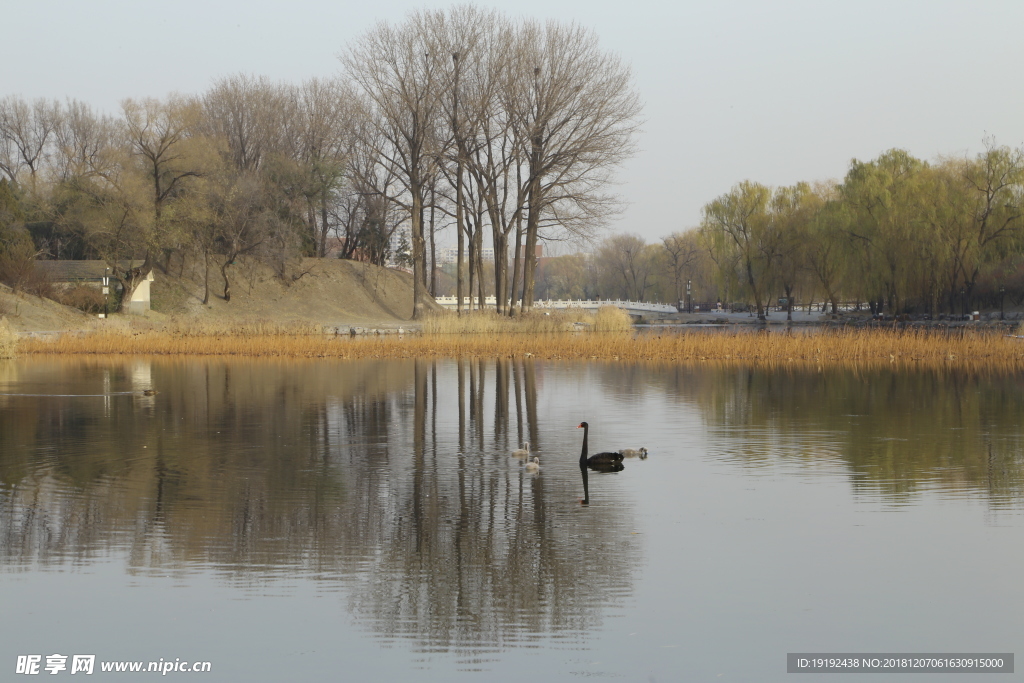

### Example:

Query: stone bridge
xmin=434 ymin=297 xmax=678 ymax=315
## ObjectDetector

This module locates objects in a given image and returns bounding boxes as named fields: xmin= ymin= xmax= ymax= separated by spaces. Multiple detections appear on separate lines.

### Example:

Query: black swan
xmin=577 ymin=422 xmax=625 ymax=470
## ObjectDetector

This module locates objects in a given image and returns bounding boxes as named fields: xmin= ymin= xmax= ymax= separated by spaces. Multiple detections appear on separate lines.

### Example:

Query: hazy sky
xmin=7 ymin=0 xmax=1024 ymax=248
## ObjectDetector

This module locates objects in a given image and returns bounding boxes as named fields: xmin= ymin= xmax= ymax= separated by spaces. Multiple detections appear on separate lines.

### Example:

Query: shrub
xmin=53 ymin=284 xmax=106 ymax=314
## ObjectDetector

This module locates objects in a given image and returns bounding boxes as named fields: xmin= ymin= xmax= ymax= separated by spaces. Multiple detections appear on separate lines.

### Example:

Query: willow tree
xmin=770 ymin=182 xmax=824 ymax=319
xmin=801 ymin=182 xmax=849 ymax=316
xmin=700 ymin=181 xmax=775 ymax=319
xmin=840 ymin=149 xmax=929 ymax=314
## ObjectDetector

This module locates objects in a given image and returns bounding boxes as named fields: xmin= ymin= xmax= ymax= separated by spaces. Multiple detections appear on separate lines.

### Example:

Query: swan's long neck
xmin=579 ymin=425 xmax=588 ymax=465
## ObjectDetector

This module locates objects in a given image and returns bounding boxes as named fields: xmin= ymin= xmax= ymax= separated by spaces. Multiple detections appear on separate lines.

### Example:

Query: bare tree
xmin=441 ymin=10 xmax=525 ymax=314
xmin=202 ymin=74 xmax=290 ymax=173
xmin=50 ymin=99 xmax=117 ymax=185
xmin=289 ymin=78 xmax=356 ymax=257
xmin=595 ymin=233 xmax=656 ymax=301
xmin=342 ymin=14 xmax=447 ymax=319
xmin=0 ymin=96 xmax=61 ymax=194
xmin=507 ymin=20 xmax=642 ymax=313
xmin=662 ymin=230 xmax=704 ymax=307
xmin=333 ymin=117 xmax=405 ymax=266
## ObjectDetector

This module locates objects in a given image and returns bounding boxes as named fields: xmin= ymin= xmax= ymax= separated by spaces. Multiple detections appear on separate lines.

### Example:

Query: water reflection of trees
xmin=594 ymin=363 xmax=1024 ymax=503
xmin=0 ymin=357 xmax=638 ymax=658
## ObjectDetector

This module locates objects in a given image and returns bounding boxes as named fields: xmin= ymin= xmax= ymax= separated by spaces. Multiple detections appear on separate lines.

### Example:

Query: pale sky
xmin=6 ymin=0 xmax=1024 ymax=248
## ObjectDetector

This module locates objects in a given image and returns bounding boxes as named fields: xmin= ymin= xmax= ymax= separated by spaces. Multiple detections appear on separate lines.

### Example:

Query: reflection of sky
xmin=2 ymin=359 xmax=1023 ymax=681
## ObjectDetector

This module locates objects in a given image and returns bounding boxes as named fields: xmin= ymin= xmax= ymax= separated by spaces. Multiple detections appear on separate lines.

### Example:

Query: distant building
xmin=519 ymin=244 xmax=543 ymax=260
xmin=438 ymin=247 xmax=459 ymax=265
xmin=438 ymin=246 xmax=494 ymax=264
xmin=389 ymin=227 xmax=412 ymax=266
xmin=438 ymin=244 xmax=540 ymax=265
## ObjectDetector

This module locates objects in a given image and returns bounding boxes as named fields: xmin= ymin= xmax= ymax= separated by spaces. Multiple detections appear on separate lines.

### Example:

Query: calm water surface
xmin=1 ymin=358 xmax=1022 ymax=681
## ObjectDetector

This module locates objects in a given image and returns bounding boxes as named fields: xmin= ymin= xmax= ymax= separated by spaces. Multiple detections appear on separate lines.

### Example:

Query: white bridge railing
xmin=434 ymin=297 xmax=677 ymax=314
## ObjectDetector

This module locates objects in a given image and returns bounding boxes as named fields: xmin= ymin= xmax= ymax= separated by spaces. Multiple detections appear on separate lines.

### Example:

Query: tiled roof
xmin=33 ymin=260 xmax=148 ymax=281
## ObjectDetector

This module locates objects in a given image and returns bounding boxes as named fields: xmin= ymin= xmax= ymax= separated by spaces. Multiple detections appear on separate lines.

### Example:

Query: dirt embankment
xmin=1 ymin=258 xmax=439 ymax=333
xmin=0 ymin=283 xmax=95 ymax=333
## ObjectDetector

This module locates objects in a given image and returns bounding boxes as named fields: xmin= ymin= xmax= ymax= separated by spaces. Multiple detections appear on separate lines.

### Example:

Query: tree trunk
xmin=453 ymin=53 xmax=465 ymax=316
xmin=116 ymin=252 xmax=154 ymax=313
xmin=466 ymin=219 xmax=476 ymax=311
xmin=221 ymin=260 xmax=232 ymax=302
xmin=474 ymin=216 xmax=484 ymax=308
xmin=319 ymin=191 xmax=330 ymax=258
xmin=521 ymin=206 xmax=539 ymax=314
xmin=410 ymin=176 xmax=425 ymax=319
xmin=745 ymin=257 xmax=765 ymax=321
xmin=509 ymin=214 xmax=524 ymax=317
xmin=429 ymin=188 xmax=437 ymax=297
xmin=490 ymin=210 xmax=506 ymax=315
xmin=202 ymin=248 xmax=210 ymax=305
xmin=456 ymin=168 xmax=465 ymax=315
xmin=521 ymin=157 xmax=542 ymax=315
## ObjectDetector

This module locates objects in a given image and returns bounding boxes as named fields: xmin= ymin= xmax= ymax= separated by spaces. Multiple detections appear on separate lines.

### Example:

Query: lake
xmin=1 ymin=357 xmax=1021 ymax=681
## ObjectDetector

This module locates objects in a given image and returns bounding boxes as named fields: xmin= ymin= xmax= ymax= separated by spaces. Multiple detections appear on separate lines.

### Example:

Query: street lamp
xmin=1000 ymin=286 xmax=1006 ymax=321
xmin=686 ymin=280 xmax=692 ymax=313
xmin=960 ymin=287 xmax=966 ymax=319
xmin=103 ymin=267 xmax=110 ymax=319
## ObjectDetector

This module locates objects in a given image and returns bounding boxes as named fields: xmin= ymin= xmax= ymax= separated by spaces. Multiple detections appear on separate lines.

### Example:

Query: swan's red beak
xmin=576 ymin=423 xmax=583 ymax=428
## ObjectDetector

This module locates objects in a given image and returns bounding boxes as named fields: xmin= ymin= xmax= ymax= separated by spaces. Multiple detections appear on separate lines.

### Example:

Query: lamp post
xmin=1000 ymin=286 xmax=1006 ymax=321
xmin=960 ymin=287 xmax=966 ymax=319
xmin=103 ymin=267 xmax=110 ymax=319
xmin=686 ymin=279 xmax=692 ymax=313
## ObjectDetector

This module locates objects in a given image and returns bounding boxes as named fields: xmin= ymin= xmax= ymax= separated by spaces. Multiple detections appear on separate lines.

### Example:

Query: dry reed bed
xmin=15 ymin=327 xmax=1024 ymax=371
xmin=0 ymin=317 xmax=17 ymax=359
xmin=420 ymin=306 xmax=634 ymax=334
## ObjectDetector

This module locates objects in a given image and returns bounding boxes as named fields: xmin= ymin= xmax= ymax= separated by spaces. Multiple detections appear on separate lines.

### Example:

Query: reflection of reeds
xmin=17 ymin=326 xmax=1024 ymax=369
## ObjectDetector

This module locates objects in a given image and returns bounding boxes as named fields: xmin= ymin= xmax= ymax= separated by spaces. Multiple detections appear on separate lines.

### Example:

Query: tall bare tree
xmin=662 ymin=230 xmax=704 ymax=307
xmin=0 ymin=96 xmax=61 ymax=194
xmin=508 ymin=20 xmax=642 ymax=313
xmin=595 ymin=233 xmax=656 ymax=301
xmin=202 ymin=74 xmax=289 ymax=174
xmin=342 ymin=13 xmax=446 ymax=319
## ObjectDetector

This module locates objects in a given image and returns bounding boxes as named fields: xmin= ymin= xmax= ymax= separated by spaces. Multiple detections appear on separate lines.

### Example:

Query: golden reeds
xmin=419 ymin=306 xmax=633 ymax=334
xmin=0 ymin=317 xmax=18 ymax=359
xmin=15 ymin=324 xmax=1024 ymax=371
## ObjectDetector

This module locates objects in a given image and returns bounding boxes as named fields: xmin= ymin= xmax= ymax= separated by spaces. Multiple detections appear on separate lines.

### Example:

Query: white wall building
xmin=438 ymin=246 xmax=494 ymax=264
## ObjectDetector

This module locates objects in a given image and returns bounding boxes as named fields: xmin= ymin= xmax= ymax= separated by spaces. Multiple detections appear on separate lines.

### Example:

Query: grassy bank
xmin=12 ymin=318 xmax=1024 ymax=370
